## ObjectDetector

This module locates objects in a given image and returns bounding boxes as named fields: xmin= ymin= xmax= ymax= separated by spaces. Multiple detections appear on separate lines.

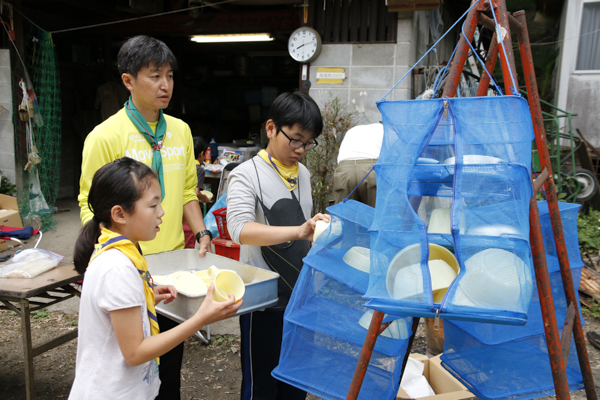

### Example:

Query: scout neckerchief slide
xmin=89 ymin=227 xmax=160 ymax=364
xmin=125 ymin=97 xmax=166 ymax=201
xmin=258 ymin=149 xmax=299 ymax=191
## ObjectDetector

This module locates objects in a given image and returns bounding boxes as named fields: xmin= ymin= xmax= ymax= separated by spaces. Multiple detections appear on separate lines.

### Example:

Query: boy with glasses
xmin=226 ymin=92 xmax=330 ymax=400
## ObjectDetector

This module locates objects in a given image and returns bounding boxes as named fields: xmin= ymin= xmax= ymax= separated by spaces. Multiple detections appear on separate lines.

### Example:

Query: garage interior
xmin=6 ymin=0 xmax=308 ymax=199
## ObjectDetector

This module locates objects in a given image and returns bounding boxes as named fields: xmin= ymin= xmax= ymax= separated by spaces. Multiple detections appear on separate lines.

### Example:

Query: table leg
xmin=20 ymin=298 xmax=34 ymax=400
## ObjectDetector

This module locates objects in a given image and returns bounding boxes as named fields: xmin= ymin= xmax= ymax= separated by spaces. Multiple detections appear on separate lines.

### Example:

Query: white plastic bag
xmin=0 ymin=249 xmax=63 ymax=278
xmin=399 ymin=357 xmax=436 ymax=398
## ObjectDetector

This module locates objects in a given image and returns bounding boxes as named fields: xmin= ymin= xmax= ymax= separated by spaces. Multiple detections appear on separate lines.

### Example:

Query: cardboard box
xmin=0 ymin=193 xmax=23 ymax=251
xmin=397 ymin=354 xmax=474 ymax=400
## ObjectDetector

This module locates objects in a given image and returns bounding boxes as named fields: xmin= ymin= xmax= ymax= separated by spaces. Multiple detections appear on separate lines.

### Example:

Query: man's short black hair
xmin=268 ymin=92 xmax=323 ymax=138
xmin=193 ymin=136 xmax=208 ymax=160
xmin=117 ymin=35 xmax=178 ymax=78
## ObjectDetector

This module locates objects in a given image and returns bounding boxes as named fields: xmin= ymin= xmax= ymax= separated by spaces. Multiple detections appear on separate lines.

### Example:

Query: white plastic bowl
xmin=358 ymin=309 xmax=409 ymax=339
xmin=441 ymin=155 xmax=505 ymax=165
xmin=313 ymin=220 xmax=330 ymax=242
xmin=343 ymin=246 xmax=371 ymax=273
xmin=427 ymin=208 xmax=466 ymax=235
xmin=172 ymin=271 xmax=208 ymax=297
xmin=452 ymin=248 xmax=529 ymax=309
xmin=465 ymin=224 xmax=521 ymax=237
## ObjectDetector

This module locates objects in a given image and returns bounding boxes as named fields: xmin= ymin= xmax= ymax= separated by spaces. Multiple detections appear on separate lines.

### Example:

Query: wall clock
xmin=288 ymin=27 xmax=322 ymax=64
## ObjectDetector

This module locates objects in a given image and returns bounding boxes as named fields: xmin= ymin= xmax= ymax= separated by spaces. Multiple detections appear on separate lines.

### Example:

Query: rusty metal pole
xmin=441 ymin=0 xmax=481 ymax=98
xmin=515 ymin=10 xmax=598 ymax=399
xmin=476 ymin=32 xmax=499 ymax=96
xmin=346 ymin=310 xmax=385 ymax=400
xmin=529 ymin=197 xmax=572 ymax=400
xmin=491 ymin=0 xmax=519 ymax=94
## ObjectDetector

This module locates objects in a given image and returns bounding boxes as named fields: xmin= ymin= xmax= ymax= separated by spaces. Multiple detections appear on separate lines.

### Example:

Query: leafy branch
xmin=305 ymin=98 xmax=363 ymax=214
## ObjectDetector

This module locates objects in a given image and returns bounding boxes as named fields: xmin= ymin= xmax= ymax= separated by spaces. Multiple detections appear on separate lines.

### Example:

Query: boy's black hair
xmin=73 ymin=158 xmax=157 ymax=274
xmin=193 ymin=136 xmax=209 ymax=160
xmin=267 ymin=92 xmax=323 ymax=138
xmin=117 ymin=35 xmax=178 ymax=78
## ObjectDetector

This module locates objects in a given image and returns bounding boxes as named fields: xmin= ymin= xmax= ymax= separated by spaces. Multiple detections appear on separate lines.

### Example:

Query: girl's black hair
xmin=73 ymin=158 xmax=157 ymax=274
xmin=268 ymin=92 xmax=323 ymax=138
xmin=193 ymin=136 xmax=208 ymax=160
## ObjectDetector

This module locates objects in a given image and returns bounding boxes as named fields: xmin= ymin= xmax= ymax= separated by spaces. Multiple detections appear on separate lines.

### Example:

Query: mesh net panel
xmin=441 ymin=201 xmax=584 ymax=400
xmin=11 ymin=28 xmax=61 ymax=231
xmin=273 ymin=200 xmax=413 ymax=400
xmin=365 ymin=96 xmax=535 ymax=325
xmin=29 ymin=30 xmax=61 ymax=208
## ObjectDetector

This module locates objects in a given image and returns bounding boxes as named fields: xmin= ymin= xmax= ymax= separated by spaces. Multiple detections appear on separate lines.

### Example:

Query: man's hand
xmin=198 ymin=235 xmax=212 ymax=258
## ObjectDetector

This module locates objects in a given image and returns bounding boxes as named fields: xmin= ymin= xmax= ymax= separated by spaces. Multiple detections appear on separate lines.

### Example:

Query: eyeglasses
xmin=277 ymin=127 xmax=318 ymax=151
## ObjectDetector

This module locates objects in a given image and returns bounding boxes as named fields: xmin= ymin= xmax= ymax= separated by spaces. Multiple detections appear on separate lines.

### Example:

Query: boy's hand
xmin=297 ymin=213 xmax=331 ymax=241
xmin=154 ymin=285 xmax=177 ymax=305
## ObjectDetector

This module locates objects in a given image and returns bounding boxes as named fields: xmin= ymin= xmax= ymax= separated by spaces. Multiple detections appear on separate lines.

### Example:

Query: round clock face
xmin=288 ymin=27 xmax=322 ymax=63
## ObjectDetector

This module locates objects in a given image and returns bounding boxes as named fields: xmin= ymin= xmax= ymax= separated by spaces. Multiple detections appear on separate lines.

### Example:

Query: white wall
xmin=555 ymin=0 xmax=600 ymax=146
xmin=0 ymin=49 xmax=15 ymax=185
xmin=308 ymin=12 xmax=427 ymax=123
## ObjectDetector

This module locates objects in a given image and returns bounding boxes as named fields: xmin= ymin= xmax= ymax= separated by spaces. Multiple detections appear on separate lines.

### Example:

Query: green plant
xmin=582 ymin=299 xmax=600 ymax=320
xmin=304 ymin=97 xmax=362 ymax=214
xmin=577 ymin=208 xmax=600 ymax=267
xmin=31 ymin=309 xmax=50 ymax=321
xmin=0 ymin=174 xmax=16 ymax=196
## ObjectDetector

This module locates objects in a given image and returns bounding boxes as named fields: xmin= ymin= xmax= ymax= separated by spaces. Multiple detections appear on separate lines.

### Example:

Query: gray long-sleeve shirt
xmin=226 ymin=156 xmax=313 ymax=271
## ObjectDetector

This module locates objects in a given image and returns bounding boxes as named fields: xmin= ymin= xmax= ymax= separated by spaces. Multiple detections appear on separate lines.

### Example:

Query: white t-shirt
xmin=69 ymin=249 xmax=160 ymax=400
xmin=337 ymin=123 xmax=384 ymax=163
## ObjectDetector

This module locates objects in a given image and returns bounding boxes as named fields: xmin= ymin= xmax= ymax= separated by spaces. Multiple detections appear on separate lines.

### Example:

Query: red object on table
xmin=212 ymin=207 xmax=231 ymax=240
xmin=212 ymin=238 xmax=240 ymax=261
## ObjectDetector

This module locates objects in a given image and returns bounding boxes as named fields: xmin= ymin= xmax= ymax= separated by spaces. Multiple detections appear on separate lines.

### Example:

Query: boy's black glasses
xmin=277 ymin=127 xmax=318 ymax=151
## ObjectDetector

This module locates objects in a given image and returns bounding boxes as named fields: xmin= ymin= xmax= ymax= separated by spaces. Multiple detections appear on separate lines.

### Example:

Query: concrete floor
xmin=1 ymin=198 xmax=239 ymax=335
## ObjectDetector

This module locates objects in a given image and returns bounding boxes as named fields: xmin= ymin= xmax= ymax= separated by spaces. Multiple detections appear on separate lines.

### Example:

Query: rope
xmin=49 ymin=0 xmax=238 ymax=34
xmin=379 ymin=0 xmax=480 ymax=103
xmin=489 ymin=8 xmax=519 ymax=95
xmin=461 ymin=22 xmax=503 ymax=96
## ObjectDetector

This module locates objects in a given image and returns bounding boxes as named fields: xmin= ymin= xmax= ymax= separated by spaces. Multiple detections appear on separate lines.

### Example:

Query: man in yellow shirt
xmin=77 ymin=35 xmax=212 ymax=400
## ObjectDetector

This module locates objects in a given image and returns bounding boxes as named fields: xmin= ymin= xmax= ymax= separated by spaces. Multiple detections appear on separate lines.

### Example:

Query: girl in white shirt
xmin=69 ymin=157 xmax=242 ymax=400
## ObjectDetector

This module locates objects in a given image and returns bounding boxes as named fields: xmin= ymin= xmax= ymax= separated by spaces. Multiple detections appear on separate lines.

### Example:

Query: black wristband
xmin=196 ymin=230 xmax=213 ymax=243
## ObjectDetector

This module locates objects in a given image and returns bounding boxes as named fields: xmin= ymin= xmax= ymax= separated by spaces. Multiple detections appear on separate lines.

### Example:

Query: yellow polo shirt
xmin=78 ymin=108 xmax=198 ymax=255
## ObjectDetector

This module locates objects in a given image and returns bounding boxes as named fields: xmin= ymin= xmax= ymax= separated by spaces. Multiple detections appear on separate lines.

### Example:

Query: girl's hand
xmin=154 ymin=285 xmax=177 ymax=305
xmin=297 ymin=213 xmax=331 ymax=241
xmin=195 ymin=282 xmax=243 ymax=325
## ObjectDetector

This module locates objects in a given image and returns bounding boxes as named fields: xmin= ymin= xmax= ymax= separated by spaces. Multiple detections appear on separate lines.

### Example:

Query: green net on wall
xmin=29 ymin=30 xmax=61 ymax=208
xmin=11 ymin=28 xmax=62 ymax=231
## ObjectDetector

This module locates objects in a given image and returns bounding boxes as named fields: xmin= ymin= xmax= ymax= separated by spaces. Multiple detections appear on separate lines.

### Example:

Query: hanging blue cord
xmin=461 ymin=19 xmax=504 ymax=96
xmin=490 ymin=7 xmax=519 ymax=95
xmin=431 ymin=65 xmax=447 ymax=96
xmin=343 ymin=166 xmax=374 ymax=203
xmin=431 ymin=40 xmax=460 ymax=98
xmin=378 ymin=0 xmax=480 ymax=104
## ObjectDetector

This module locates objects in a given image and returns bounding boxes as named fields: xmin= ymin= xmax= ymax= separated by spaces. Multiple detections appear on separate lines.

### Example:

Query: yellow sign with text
xmin=316 ymin=67 xmax=346 ymax=84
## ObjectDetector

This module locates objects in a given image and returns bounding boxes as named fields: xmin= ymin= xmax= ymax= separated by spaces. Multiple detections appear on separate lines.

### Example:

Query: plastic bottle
xmin=209 ymin=138 xmax=219 ymax=163
xmin=205 ymin=146 xmax=211 ymax=164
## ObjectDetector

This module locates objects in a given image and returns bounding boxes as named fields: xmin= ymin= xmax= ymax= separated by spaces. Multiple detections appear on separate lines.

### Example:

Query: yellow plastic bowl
xmin=386 ymin=243 xmax=459 ymax=300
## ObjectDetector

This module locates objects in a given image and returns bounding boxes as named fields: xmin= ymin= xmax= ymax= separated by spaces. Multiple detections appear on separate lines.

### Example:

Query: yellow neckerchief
xmin=89 ymin=228 xmax=160 ymax=363
xmin=195 ymin=160 xmax=200 ymax=165
xmin=258 ymin=149 xmax=299 ymax=191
